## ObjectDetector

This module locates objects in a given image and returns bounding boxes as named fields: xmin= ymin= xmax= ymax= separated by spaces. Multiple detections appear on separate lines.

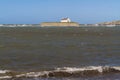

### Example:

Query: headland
xmin=41 ymin=22 xmax=79 ymax=27
xmin=40 ymin=18 xmax=79 ymax=27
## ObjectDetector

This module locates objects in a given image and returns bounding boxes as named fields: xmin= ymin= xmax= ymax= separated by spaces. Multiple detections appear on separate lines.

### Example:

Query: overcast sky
xmin=0 ymin=0 xmax=120 ymax=24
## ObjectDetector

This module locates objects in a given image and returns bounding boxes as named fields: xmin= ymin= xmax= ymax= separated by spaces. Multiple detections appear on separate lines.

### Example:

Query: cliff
xmin=40 ymin=22 xmax=80 ymax=27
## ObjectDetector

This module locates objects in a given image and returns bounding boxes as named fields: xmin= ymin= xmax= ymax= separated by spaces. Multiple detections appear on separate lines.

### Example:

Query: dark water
xmin=0 ymin=27 xmax=120 ymax=80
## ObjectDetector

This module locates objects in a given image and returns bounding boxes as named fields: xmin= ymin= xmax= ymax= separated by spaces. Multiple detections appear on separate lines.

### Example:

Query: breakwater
xmin=40 ymin=22 xmax=80 ymax=27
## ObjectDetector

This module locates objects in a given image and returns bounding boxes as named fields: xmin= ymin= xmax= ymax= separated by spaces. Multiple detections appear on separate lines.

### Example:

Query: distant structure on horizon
xmin=40 ymin=17 xmax=79 ymax=27
xmin=60 ymin=17 xmax=71 ymax=23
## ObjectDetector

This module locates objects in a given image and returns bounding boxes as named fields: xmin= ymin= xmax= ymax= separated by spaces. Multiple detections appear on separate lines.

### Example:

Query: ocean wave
xmin=0 ymin=70 xmax=12 ymax=79
xmin=0 ymin=70 xmax=10 ymax=74
xmin=0 ymin=66 xmax=120 ymax=79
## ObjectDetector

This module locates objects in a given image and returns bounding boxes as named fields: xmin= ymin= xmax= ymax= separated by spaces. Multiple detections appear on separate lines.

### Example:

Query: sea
xmin=0 ymin=26 xmax=120 ymax=80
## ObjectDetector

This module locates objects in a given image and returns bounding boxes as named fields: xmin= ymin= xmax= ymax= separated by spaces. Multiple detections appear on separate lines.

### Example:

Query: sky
xmin=0 ymin=0 xmax=120 ymax=24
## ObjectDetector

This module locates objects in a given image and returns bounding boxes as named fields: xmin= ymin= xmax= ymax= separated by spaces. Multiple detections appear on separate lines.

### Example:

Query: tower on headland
xmin=60 ymin=17 xmax=71 ymax=22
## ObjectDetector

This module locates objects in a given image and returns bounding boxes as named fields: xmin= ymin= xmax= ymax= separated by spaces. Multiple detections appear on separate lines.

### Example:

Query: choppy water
xmin=0 ymin=27 xmax=120 ymax=80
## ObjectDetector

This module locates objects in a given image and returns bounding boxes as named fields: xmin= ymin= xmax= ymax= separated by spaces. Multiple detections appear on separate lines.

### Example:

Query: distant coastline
xmin=0 ymin=18 xmax=120 ymax=27
xmin=0 ymin=24 xmax=40 ymax=27
xmin=40 ymin=18 xmax=120 ymax=27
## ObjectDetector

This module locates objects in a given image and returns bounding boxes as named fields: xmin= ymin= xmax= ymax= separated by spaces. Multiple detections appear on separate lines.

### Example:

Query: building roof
xmin=61 ymin=18 xmax=69 ymax=20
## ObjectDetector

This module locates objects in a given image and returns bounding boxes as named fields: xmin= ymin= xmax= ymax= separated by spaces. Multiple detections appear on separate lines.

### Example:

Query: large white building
xmin=60 ymin=18 xmax=71 ymax=22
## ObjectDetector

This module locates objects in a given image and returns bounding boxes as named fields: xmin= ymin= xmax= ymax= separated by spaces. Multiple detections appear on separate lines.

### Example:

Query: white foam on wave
xmin=113 ymin=66 xmax=120 ymax=70
xmin=0 ymin=66 xmax=120 ymax=79
xmin=0 ymin=70 xmax=12 ymax=79
xmin=15 ymin=66 xmax=120 ymax=78
xmin=16 ymin=71 xmax=51 ymax=78
xmin=55 ymin=66 xmax=113 ymax=73
xmin=0 ymin=70 xmax=10 ymax=74
xmin=0 ymin=76 xmax=12 ymax=79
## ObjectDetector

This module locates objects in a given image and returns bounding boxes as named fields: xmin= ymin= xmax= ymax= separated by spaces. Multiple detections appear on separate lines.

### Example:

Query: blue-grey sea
xmin=0 ymin=26 xmax=120 ymax=80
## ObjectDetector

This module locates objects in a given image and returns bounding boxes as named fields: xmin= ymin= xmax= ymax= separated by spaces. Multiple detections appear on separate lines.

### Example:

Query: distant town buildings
xmin=61 ymin=18 xmax=71 ymax=22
